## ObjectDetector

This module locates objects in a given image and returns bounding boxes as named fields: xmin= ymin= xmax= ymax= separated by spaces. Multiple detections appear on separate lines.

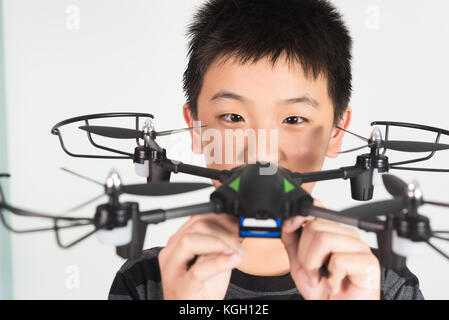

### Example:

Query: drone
xmin=1 ymin=112 xmax=449 ymax=277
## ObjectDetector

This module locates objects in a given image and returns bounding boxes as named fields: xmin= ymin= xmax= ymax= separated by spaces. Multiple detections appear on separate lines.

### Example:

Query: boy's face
xmin=183 ymin=53 xmax=351 ymax=194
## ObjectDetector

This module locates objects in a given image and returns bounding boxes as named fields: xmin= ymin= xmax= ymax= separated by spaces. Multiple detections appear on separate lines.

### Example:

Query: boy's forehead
xmin=199 ymin=53 xmax=331 ymax=108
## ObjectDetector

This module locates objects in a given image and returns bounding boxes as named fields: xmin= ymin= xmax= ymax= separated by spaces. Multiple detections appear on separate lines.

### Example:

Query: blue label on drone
xmin=239 ymin=217 xmax=282 ymax=238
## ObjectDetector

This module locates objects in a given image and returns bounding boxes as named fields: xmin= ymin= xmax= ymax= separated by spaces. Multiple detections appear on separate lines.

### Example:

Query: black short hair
xmin=183 ymin=0 xmax=352 ymax=124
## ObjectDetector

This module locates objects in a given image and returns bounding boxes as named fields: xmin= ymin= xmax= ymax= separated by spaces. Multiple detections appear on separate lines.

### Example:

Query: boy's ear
xmin=183 ymin=103 xmax=202 ymax=154
xmin=326 ymin=106 xmax=352 ymax=158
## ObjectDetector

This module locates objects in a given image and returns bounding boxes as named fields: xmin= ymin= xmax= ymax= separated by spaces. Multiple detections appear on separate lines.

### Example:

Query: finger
xmin=296 ymin=218 xmax=364 ymax=273
xmin=281 ymin=226 xmax=301 ymax=273
xmin=283 ymin=217 xmax=362 ymax=280
xmin=282 ymin=198 xmax=323 ymax=233
xmin=326 ymin=252 xmax=381 ymax=295
xmin=170 ymin=233 xmax=239 ymax=270
xmin=298 ymin=232 xmax=370 ymax=287
xmin=166 ymin=214 xmax=213 ymax=248
xmin=168 ymin=214 xmax=239 ymax=248
xmin=171 ymin=214 xmax=221 ymax=239
xmin=282 ymin=211 xmax=360 ymax=278
xmin=303 ymin=218 xmax=361 ymax=240
xmin=281 ymin=217 xmax=313 ymax=273
xmin=295 ymin=219 xmax=362 ymax=267
xmin=186 ymin=218 xmax=241 ymax=250
xmin=282 ymin=215 xmax=315 ymax=233
xmin=188 ymin=249 xmax=245 ymax=282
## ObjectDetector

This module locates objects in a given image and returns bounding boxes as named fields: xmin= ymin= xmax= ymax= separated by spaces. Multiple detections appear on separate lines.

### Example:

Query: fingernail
xmin=237 ymin=245 xmax=245 ymax=256
xmin=284 ymin=219 xmax=292 ymax=227
xmin=226 ymin=247 xmax=234 ymax=254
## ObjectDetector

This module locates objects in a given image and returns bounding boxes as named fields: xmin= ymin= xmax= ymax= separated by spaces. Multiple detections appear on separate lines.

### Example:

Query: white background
xmin=2 ymin=0 xmax=449 ymax=299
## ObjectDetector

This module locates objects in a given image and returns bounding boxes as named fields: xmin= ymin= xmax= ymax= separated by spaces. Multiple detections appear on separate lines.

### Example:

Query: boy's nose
xmin=244 ymin=127 xmax=281 ymax=164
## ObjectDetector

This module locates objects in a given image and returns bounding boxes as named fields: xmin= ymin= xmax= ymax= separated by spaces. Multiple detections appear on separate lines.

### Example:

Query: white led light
xmin=96 ymin=221 xmax=132 ymax=246
xmin=241 ymin=218 xmax=277 ymax=227
xmin=373 ymin=168 xmax=384 ymax=186
xmin=392 ymin=230 xmax=427 ymax=257
xmin=135 ymin=160 xmax=150 ymax=177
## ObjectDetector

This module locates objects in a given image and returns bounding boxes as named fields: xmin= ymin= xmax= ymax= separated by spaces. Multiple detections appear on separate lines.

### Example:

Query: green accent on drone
xmin=229 ymin=176 xmax=241 ymax=192
xmin=284 ymin=178 xmax=295 ymax=193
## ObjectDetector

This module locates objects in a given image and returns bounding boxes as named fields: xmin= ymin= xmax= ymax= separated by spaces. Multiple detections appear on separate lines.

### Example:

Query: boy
xmin=109 ymin=0 xmax=424 ymax=300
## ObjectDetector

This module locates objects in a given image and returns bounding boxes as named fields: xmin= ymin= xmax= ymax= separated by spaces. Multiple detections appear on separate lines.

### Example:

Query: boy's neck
xmin=237 ymin=237 xmax=290 ymax=276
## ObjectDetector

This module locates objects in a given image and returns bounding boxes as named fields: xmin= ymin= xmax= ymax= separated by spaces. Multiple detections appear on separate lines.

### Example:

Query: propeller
xmin=79 ymin=119 xmax=206 ymax=154
xmin=61 ymin=167 xmax=213 ymax=197
xmin=78 ymin=123 xmax=206 ymax=140
xmin=382 ymin=174 xmax=408 ymax=197
xmin=340 ymin=197 xmax=405 ymax=219
xmin=79 ymin=125 xmax=142 ymax=139
xmin=383 ymin=140 xmax=449 ymax=153
xmin=337 ymin=126 xmax=449 ymax=153
xmin=339 ymin=172 xmax=449 ymax=261
xmin=121 ymin=181 xmax=213 ymax=196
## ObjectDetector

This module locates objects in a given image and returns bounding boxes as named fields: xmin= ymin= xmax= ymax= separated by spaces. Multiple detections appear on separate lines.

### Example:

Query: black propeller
xmin=79 ymin=124 xmax=206 ymax=140
xmin=380 ymin=174 xmax=449 ymax=210
xmin=61 ymin=167 xmax=213 ymax=197
xmin=382 ymin=174 xmax=408 ymax=197
xmin=121 ymin=182 xmax=213 ymax=196
xmin=340 ymin=197 xmax=405 ymax=219
xmin=79 ymin=125 xmax=142 ymax=139
xmin=383 ymin=140 xmax=449 ymax=153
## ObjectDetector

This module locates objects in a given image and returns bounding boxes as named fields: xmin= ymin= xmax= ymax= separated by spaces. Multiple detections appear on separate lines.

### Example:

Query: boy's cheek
xmin=279 ymin=124 xmax=330 ymax=172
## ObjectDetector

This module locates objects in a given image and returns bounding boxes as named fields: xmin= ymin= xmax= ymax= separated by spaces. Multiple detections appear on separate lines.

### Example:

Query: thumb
xmin=282 ymin=216 xmax=313 ymax=233
xmin=282 ymin=198 xmax=324 ymax=233
xmin=282 ymin=199 xmax=324 ymax=233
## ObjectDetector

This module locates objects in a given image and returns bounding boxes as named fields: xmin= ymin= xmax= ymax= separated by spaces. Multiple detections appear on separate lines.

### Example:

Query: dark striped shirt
xmin=108 ymin=246 xmax=424 ymax=300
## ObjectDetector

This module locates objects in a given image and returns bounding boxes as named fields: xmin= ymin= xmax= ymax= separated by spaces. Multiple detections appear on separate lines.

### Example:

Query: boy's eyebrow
xmin=210 ymin=90 xmax=319 ymax=108
xmin=210 ymin=91 xmax=247 ymax=103
xmin=280 ymin=94 xmax=319 ymax=108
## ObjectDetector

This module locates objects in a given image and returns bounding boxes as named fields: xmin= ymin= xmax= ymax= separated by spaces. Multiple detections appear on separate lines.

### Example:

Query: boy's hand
xmin=159 ymin=214 xmax=244 ymax=300
xmin=281 ymin=200 xmax=381 ymax=300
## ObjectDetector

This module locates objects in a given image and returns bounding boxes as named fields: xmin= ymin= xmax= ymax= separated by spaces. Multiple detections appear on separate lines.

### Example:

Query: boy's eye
xmin=220 ymin=113 xmax=245 ymax=123
xmin=283 ymin=116 xmax=306 ymax=125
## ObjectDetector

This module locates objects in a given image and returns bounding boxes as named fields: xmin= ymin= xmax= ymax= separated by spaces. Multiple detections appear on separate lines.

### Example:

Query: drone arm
xmin=294 ymin=166 xmax=363 ymax=184
xmin=159 ymin=159 xmax=232 ymax=182
xmin=139 ymin=200 xmax=223 ymax=225
xmin=304 ymin=205 xmax=384 ymax=232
